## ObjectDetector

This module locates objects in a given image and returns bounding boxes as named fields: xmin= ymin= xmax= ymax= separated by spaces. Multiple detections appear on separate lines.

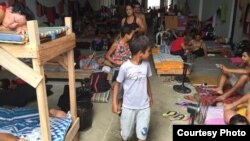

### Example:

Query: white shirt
xmin=117 ymin=60 xmax=152 ymax=109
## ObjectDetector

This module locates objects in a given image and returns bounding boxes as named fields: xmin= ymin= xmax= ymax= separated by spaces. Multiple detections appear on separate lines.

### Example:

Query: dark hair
xmin=12 ymin=2 xmax=35 ymax=21
xmin=243 ymin=45 xmax=250 ymax=56
xmin=133 ymin=1 xmax=141 ymax=6
xmin=129 ymin=35 xmax=150 ymax=56
xmin=229 ymin=114 xmax=249 ymax=125
xmin=120 ymin=25 xmax=133 ymax=37
xmin=125 ymin=3 xmax=134 ymax=9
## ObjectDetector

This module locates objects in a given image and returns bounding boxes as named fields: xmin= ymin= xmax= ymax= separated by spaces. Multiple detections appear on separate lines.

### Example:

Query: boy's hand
xmin=112 ymin=103 xmax=119 ymax=114
xmin=150 ymin=97 xmax=153 ymax=107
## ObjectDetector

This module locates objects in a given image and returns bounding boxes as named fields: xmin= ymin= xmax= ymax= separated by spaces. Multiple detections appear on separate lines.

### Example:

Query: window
xmin=147 ymin=0 xmax=160 ymax=9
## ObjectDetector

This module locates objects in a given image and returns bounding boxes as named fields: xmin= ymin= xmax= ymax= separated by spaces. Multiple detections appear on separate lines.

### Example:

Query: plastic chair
xmin=155 ymin=30 xmax=171 ymax=45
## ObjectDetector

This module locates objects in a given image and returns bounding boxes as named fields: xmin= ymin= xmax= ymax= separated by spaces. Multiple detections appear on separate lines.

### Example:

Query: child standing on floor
xmin=112 ymin=35 xmax=153 ymax=141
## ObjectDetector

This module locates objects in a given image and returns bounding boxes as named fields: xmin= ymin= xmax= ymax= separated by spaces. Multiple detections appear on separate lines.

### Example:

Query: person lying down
xmin=0 ymin=109 xmax=66 ymax=141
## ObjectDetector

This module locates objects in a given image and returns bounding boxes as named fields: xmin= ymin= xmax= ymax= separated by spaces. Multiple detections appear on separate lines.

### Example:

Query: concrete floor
xmin=76 ymin=69 xmax=197 ymax=141
xmin=27 ymin=66 xmax=197 ymax=141
xmin=0 ymin=27 xmax=199 ymax=141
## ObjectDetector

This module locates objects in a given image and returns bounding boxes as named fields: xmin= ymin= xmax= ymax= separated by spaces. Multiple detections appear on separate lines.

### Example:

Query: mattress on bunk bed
xmin=0 ymin=107 xmax=72 ymax=141
xmin=0 ymin=26 xmax=69 ymax=44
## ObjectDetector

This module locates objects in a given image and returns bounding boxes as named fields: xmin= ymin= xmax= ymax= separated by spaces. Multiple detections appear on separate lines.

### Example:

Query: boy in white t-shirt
xmin=112 ymin=35 xmax=153 ymax=141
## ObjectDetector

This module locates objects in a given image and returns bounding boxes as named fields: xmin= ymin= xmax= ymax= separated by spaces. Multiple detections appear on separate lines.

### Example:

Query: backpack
xmin=90 ymin=72 xmax=110 ymax=93
xmin=58 ymin=84 xmax=93 ymax=112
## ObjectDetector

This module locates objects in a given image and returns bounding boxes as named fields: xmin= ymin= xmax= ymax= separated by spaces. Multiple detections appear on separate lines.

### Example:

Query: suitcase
xmin=77 ymin=103 xmax=93 ymax=131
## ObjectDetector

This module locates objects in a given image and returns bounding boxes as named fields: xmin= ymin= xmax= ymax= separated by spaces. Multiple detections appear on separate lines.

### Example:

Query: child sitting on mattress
xmin=0 ymin=2 xmax=35 ymax=34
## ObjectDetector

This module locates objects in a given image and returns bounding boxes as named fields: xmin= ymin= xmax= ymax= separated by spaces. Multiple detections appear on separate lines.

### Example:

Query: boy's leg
xmin=217 ymin=74 xmax=249 ymax=100
xmin=213 ymin=72 xmax=231 ymax=94
xmin=136 ymin=108 xmax=150 ymax=141
xmin=120 ymin=107 xmax=136 ymax=141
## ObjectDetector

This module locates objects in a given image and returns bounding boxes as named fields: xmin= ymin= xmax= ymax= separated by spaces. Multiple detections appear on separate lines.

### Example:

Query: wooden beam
xmin=38 ymin=34 xmax=76 ymax=65
xmin=64 ymin=118 xmax=80 ymax=141
xmin=0 ymin=48 xmax=43 ymax=88
xmin=0 ymin=43 xmax=37 ymax=58
xmin=28 ymin=20 xmax=51 ymax=141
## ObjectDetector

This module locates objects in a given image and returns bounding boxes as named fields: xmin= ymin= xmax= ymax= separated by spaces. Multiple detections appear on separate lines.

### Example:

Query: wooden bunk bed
xmin=0 ymin=17 xmax=79 ymax=141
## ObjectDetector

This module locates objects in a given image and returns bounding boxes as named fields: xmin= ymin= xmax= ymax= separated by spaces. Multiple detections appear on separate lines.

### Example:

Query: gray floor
xmin=1 ymin=62 xmax=197 ymax=141
xmin=32 ymin=67 xmax=197 ymax=141
xmin=0 ymin=27 xmax=199 ymax=141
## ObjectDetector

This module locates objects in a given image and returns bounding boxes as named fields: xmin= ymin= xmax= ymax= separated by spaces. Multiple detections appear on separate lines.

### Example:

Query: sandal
xmin=162 ymin=111 xmax=179 ymax=118
xmin=169 ymin=113 xmax=188 ymax=121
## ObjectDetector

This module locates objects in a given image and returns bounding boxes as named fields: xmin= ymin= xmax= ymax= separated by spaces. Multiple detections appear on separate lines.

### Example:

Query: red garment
xmin=46 ymin=7 xmax=56 ymax=25
xmin=170 ymin=37 xmax=184 ymax=52
xmin=1 ymin=4 xmax=6 ymax=12
xmin=36 ymin=2 xmax=42 ymax=17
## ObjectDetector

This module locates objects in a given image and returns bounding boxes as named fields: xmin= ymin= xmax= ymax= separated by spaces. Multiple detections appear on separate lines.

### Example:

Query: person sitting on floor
xmin=170 ymin=31 xmax=193 ymax=61
xmin=0 ymin=2 xmax=35 ymax=34
xmin=79 ymin=52 xmax=113 ymax=71
xmin=224 ymin=94 xmax=250 ymax=124
xmin=190 ymin=32 xmax=208 ymax=58
xmin=213 ymin=47 xmax=250 ymax=101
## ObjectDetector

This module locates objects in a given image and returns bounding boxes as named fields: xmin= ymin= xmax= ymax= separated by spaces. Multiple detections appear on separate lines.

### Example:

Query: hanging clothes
xmin=220 ymin=0 xmax=227 ymax=22
xmin=36 ymin=1 xmax=43 ymax=17
xmin=46 ymin=7 xmax=56 ymax=25
xmin=58 ymin=0 xmax=64 ymax=14
xmin=243 ymin=3 xmax=250 ymax=34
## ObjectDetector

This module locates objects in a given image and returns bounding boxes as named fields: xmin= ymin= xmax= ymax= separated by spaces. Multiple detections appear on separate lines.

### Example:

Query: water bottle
xmin=160 ymin=44 xmax=165 ymax=53
xmin=201 ymin=83 xmax=208 ymax=96
xmin=165 ymin=44 xmax=170 ymax=54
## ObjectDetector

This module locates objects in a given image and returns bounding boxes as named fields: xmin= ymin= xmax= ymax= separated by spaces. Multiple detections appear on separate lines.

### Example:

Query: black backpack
xmin=90 ymin=72 xmax=110 ymax=93
xmin=58 ymin=84 xmax=93 ymax=112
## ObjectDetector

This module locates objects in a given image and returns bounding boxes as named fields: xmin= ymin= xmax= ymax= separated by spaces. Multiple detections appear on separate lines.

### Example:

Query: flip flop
xmin=162 ymin=111 xmax=179 ymax=118
xmin=175 ymin=102 xmax=195 ymax=107
xmin=169 ymin=113 xmax=188 ymax=121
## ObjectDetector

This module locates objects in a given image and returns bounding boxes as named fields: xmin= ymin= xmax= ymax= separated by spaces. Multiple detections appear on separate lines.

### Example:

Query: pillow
xmin=91 ymin=90 xmax=110 ymax=103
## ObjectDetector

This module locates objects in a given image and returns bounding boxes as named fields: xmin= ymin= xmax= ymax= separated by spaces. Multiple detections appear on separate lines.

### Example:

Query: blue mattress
xmin=0 ymin=107 xmax=71 ymax=141
xmin=0 ymin=26 xmax=69 ymax=44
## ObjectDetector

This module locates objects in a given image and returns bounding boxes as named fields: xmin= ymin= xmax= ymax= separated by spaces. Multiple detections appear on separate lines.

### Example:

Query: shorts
xmin=229 ymin=74 xmax=250 ymax=94
xmin=237 ymin=107 xmax=247 ymax=117
xmin=112 ymin=67 xmax=119 ymax=82
xmin=120 ymin=107 xmax=150 ymax=140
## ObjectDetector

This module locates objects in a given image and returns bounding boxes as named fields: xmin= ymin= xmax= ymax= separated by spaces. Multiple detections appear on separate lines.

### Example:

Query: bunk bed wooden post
xmin=65 ymin=17 xmax=78 ymax=141
xmin=0 ymin=17 xmax=79 ymax=141
xmin=27 ymin=20 xmax=51 ymax=141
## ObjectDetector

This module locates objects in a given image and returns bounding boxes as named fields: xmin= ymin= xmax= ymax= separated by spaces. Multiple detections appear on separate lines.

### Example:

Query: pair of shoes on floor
xmin=162 ymin=111 xmax=189 ymax=121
